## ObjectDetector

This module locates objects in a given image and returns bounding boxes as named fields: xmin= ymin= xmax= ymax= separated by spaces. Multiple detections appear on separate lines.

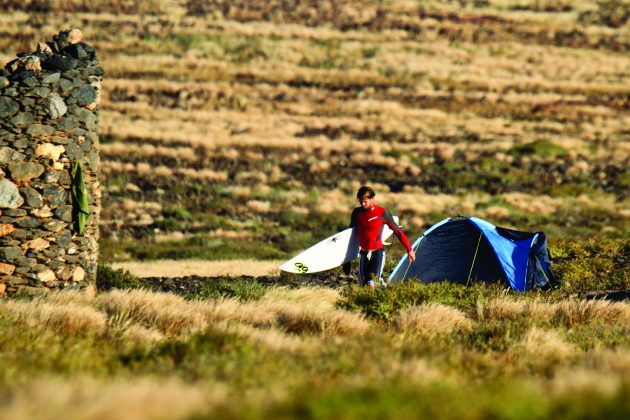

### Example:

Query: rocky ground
xmin=138 ymin=270 xmax=355 ymax=293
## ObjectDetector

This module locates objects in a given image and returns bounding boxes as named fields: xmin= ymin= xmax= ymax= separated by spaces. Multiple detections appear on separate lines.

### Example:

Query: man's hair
xmin=356 ymin=186 xmax=375 ymax=199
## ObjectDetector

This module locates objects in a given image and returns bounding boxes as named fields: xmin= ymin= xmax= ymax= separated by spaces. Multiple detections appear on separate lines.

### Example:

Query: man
xmin=344 ymin=186 xmax=416 ymax=288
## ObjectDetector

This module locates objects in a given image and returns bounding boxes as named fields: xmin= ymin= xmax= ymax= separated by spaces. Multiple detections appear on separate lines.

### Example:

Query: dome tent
xmin=389 ymin=217 xmax=558 ymax=291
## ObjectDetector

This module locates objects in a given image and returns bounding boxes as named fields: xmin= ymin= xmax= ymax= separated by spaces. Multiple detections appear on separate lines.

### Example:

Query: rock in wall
xmin=0 ymin=29 xmax=102 ymax=295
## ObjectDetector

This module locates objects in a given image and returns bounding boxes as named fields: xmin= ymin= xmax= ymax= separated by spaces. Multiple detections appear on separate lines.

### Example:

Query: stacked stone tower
xmin=0 ymin=29 xmax=102 ymax=295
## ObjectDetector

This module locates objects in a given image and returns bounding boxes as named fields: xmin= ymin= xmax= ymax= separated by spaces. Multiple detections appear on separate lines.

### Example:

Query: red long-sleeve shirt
xmin=349 ymin=204 xmax=412 ymax=253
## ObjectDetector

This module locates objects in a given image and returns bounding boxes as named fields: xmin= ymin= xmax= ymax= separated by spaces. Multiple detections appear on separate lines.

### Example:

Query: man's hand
xmin=408 ymin=250 xmax=416 ymax=262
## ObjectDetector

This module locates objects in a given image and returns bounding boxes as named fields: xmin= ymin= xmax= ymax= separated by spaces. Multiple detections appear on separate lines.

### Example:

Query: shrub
xmin=152 ymin=217 xmax=181 ymax=231
xmin=162 ymin=205 xmax=192 ymax=220
xmin=337 ymin=281 xmax=507 ymax=322
xmin=465 ymin=318 xmax=531 ymax=352
xmin=510 ymin=140 xmax=568 ymax=159
xmin=184 ymin=277 xmax=267 ymax=302
xmin=578 ymin=0 xmax=630 ymax=28
xmin=550 ymin=237 xmax=630 ymax=294
xmin=96 ymin=265 xmax=141 ymax=291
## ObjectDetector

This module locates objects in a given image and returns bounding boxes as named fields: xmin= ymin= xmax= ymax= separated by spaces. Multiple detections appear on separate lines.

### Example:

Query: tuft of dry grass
xmin=514 ymin=327 xmax=576 ymax=366
xmin=0 ymin=300 xmax=108 ymax=337
xmin=581 ymin=349 xmax=630 ymax=378
xmin=208 ymin=287 xmax=371 ymax=336
xmin=246 ymin=200 xmax=271 ymax=213
xmin=553 ymin=299 xmax=630 ymax=327
xmin=476 ymin=297 xmax=630 ymax=328
xmin=0 ymin=376 xmax=218 ymax=420
xmin=202 ymin=298 xmax=247 ymax=324
xmin=263 ymin=286 xmax=341 ymax=310
xmin=393 ymin=303 xmax=472 ymax=337
xmin=273 ymin=304 xmax=370 ymax=336
xmin=95 ymin=289 xmax=207 ymax=336
xmin=390 ymin=357 xmax=445 ymax=384
xmin=237 ymin=324 xmax=315 ymax=353
xmin=550 ymin=368 xmax=623 ymax=398
xmin=119 ymin=323 xmax=165 ymax=344
xmin=237 ymin=300 xmax=370 ymax=336
xmin=475 ymin=297 xmax=556 ymax=322
xmin=45 ymin=289 xmax=97 ymax=306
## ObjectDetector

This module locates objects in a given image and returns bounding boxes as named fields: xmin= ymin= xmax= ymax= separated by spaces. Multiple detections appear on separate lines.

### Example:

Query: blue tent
xmin=389 ymin=217 xmax=557 ymax=291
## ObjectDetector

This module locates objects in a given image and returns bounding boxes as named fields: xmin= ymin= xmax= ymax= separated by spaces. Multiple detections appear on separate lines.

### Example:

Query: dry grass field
xmin=1 ymin=0 xmax=629 ymax=418
xmin=0 ymin=286 xmax=629 ymax=419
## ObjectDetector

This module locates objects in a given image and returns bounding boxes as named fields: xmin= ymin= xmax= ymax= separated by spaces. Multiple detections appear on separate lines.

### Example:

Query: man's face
xmin=359 ymin=196 xmax=374 ymax=210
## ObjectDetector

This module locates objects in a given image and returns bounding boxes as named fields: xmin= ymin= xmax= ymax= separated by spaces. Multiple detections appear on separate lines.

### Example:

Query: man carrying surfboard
xmin=344 ymin=186 xmax=416 ymax=288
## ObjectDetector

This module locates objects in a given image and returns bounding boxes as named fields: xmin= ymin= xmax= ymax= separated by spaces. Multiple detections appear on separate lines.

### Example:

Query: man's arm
xmin=381 ymin=210 xmax=415 ymax=261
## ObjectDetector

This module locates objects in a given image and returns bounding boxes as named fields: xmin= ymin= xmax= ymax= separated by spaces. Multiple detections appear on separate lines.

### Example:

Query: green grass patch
xmin=96 ymin=265 xmax=141 ymax=290
xmin=510 ymin=140 xmax=568 ymax=159
xmin=550 ymin=237 xmax=630 ymax=294
xmin=183 ymin=277 xmax=267 ymax=302
xmin=270 ymin=378 xmax=630 ymax=420
xmin=337 ymin=281 xmax=507 ymax=322
xmin=566 ymin=323 xmax=630 ymax=351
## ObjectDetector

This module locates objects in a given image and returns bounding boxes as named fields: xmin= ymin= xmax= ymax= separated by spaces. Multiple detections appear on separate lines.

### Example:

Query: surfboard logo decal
xmin=294 ymin=262 xmax=309 ymax=273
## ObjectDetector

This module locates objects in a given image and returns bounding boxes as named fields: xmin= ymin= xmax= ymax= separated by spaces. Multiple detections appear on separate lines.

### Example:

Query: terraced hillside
xmin=1 ymin=0 xmax=628 ymax=264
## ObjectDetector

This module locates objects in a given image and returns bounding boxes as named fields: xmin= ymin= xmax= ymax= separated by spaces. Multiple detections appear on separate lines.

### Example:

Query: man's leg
xmin=373 ymin=249 xmax=386 ymax=286
xmin=369 ymin=249 xmax=386 ymax=286
xmin=358 ymin=251 xmax=369 ymax=286
xmin=364 ymin=249 xmax=384 ymax=288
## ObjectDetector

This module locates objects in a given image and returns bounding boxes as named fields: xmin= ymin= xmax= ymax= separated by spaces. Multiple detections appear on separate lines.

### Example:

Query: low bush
xmin=96 ymin=265 xmax=141 ymax=291
xmin=550 ymin=237 xmax=630 ymax=295
xmin=578 ymin=0 xmax=630 ymax=28
xmin=184 ymin=277 xmax=267 ymax=302
xmin=337 ymin=281 xmax=507 ymax=322
xmin=510 ymin=140 xmax=568 ymax=159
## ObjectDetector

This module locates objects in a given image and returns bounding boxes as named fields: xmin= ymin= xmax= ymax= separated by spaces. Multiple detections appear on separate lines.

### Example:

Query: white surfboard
xmin=280 ymin=216 xmax=399 ymax=274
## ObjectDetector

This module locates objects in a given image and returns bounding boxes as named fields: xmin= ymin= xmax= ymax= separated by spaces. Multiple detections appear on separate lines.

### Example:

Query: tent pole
xmin=466 ymin=232 xmax=483 ymax=286
xmin=401 ymin=235 xmax=422 ymax=281
xmin=535 ymin=255 xmax=551 ymax=285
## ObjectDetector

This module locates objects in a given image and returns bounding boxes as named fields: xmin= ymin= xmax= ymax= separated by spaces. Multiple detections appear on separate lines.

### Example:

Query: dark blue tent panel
xmin=389 ymin=217 xmax=557 ymax=291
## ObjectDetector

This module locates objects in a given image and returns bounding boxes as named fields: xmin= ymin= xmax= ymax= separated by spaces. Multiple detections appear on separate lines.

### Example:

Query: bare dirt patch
xmin=111 ymin=259 xmax=284 ymax=278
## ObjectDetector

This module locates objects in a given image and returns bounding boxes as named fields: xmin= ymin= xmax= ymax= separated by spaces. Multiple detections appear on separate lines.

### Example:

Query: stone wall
xmin=0 ymin=29 xmax=102 ymax=295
